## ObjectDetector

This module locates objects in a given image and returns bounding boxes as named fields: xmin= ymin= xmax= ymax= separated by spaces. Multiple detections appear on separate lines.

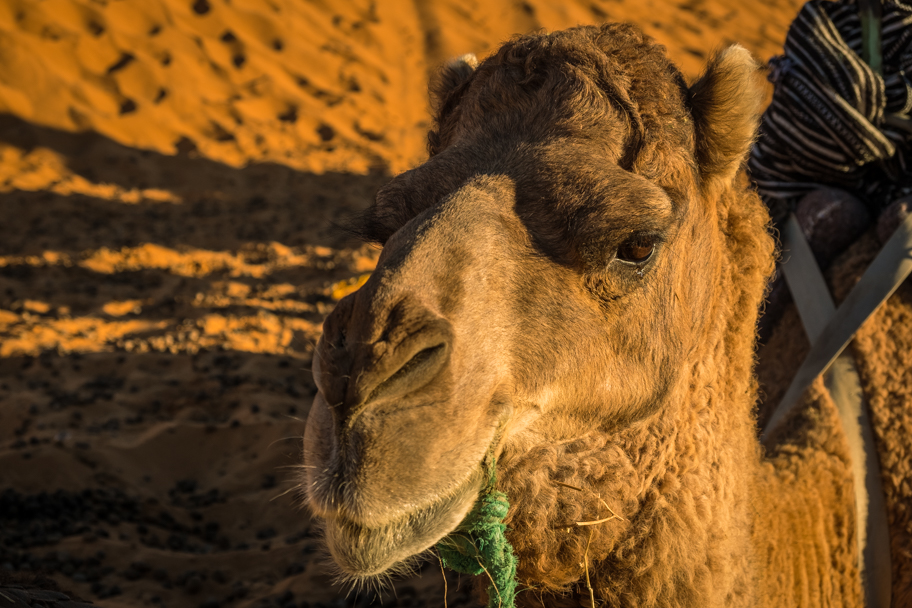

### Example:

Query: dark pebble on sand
xmin=167 ymin=533 xmax=187 ymax=550
xmin=256 ymin=527 xmax=276 ymax=540
xmin=317 ymin=124 xmax=335 ymax=142
xmin=204 ymin=521 xmax=219 ymax=538
xmin=175 ymin=479 xmax=198 ymax=494
xmin=284 ymin=530 xmax=307 ymax=544
xmin=192 ymin=0 xmax=211 ymax=15
xmin=124 ymin=561 xmax=151 ymax=580
xmin=230 ymin=583 xmax=248 ymax=599
xmin=98 ymin=585 xmax=122 ymax=599
xmin=285 ymin=562 xmax=304 ymax=576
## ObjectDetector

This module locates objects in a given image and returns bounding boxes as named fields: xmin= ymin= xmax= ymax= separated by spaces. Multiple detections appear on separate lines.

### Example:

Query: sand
xmin=0 ymin=0 xmax=806 ymax=606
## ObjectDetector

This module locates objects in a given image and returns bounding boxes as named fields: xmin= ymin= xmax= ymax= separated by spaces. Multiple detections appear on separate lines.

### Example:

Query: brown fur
xmin=758 ymin=227 xmax=912 ymax=608
xmin=303 ymin=23 xmax=911 ymax=606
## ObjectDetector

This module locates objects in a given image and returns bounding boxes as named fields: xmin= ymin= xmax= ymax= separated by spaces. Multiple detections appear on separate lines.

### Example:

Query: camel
xmin=302 ymin=23 xmax=912 ymax=607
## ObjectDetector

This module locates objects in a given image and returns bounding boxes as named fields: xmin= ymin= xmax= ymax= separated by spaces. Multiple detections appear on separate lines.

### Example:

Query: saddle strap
xmin=762 ymin=210 xmax=912 ymax=434
xmin=762 ymin=211 xmax=912 ymax=608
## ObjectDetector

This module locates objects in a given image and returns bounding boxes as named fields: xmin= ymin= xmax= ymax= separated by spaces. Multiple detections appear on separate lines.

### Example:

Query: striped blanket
xmin=748 ymin=0 xmax=912 ymax=224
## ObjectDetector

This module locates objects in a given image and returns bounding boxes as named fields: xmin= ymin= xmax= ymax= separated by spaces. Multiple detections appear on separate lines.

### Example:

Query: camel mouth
xmin=321 ymin=465 xmax=485 ymax=579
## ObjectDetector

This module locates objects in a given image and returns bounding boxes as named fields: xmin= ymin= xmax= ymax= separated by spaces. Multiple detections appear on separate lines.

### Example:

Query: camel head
xmin=303 ymin=24 xmax=766 ymax=583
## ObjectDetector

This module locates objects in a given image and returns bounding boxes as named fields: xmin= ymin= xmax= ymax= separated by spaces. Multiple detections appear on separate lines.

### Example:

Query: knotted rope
xmin=436 ymin=464 xmax=518 ymax=608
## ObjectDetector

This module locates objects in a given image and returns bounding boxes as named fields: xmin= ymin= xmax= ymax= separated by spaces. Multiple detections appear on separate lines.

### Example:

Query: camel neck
xmin=500 ymin=360 xmax=761 ymax=607
xmin=501 ymin=185 xmax=860 ymax=606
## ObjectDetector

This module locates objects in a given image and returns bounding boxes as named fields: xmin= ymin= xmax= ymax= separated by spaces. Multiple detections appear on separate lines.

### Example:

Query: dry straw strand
xmin=437 ymin=549 xmax=449 ymax=608
xmin=554 ymin=482 xmax=626 ymax=607
xmin=583 ymin=528 xmax=596 ymax=608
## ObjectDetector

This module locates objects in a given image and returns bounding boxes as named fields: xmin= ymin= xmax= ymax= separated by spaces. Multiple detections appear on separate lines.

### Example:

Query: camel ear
xmin=687 ymin=45 xmax=763 ymax=187
xmin=430 ymin=53 xmax=478 ymax=113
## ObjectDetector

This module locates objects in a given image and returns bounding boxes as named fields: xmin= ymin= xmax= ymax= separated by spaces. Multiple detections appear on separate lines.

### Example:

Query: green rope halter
xmin=436 ymin=462 xmax=518 ymax=608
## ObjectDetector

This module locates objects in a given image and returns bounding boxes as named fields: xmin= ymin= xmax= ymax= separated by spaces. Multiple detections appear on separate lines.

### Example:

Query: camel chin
xmin=320 ymin=467 xmax=484 ymax=580
xmin=303 ymin=388 xmax=490 ymax=580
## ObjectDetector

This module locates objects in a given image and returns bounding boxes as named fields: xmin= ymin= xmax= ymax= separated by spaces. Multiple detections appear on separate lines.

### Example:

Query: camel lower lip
xmin=322 ymin=466 xmax=485 ymax=578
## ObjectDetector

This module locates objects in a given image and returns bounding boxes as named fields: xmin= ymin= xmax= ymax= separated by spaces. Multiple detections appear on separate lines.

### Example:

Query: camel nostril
xmin=364 ymin=342 xmax=448 ymax=406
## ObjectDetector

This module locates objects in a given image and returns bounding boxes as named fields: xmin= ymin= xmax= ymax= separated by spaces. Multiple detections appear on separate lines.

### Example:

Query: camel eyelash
xmin=613 ymin=232 xmax=665 ymax=268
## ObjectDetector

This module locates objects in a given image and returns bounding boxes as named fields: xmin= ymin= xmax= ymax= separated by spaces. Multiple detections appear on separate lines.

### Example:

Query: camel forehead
xmin=478 ymin=141 xmax=678 ymax=240
xmin=362 ymin=136 xmax=678 ymax=257
xmin=516 ymin=141 xmax=675 ymax=212
xmin=382 ymin=158 xmax=679 ymax=283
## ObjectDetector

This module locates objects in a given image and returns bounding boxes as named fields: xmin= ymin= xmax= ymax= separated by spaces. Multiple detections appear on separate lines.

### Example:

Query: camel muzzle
xmin=304 ymin=176 xmax=516 ymax=553
xmin=315 ymin=294 xmax=454 ymax=428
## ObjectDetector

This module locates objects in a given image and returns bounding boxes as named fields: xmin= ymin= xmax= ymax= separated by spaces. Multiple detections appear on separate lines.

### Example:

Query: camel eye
xmin=616 ymin=237 xmax=656 ymax=264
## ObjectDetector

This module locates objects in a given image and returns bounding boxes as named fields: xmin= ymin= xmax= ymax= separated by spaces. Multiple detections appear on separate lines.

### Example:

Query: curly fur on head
xmin=427 ymin=23 xmax=694 ymax=182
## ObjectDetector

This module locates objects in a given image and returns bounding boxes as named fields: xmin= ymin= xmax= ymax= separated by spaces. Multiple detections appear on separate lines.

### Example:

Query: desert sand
xmin=0 ymin=1 xmax=805 ymax=606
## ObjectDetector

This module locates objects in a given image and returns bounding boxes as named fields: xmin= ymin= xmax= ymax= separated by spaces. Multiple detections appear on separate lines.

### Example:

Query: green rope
xmin=436 ymin=463 xmax=518 ymax=608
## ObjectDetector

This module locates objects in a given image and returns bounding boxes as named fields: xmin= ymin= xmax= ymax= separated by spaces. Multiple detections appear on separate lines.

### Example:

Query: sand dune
xmin=0 ymin=1 xmax=804 ymax=606
xmin=0 ymin=0 xmax=801 ymax=176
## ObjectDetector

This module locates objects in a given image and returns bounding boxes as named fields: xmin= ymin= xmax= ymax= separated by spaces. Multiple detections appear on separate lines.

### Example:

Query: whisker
xmin=270 ymin=485 xmax=301 ymax=501
xmin=267 ymin=436 xmax=303 ymax=449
